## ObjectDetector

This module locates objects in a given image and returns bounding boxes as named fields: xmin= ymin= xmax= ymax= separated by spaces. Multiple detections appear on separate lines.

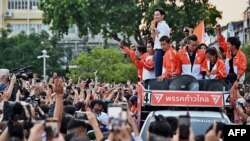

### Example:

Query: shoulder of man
xmin=158 ymin=21 xmax=169 ymax=27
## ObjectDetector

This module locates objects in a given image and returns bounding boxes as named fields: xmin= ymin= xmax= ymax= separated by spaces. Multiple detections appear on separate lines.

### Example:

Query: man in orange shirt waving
xmin=216 ymin=25 xmax=247 ymax=84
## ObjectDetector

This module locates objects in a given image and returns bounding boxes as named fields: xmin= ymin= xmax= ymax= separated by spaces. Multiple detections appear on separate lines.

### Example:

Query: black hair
xmin=198 ymin=43 xmax=208 ymax=49
xmin=147 ymin=39 xmax=155 ymax=48
xmin=129 ymin=95 xmax=137 ymax=105
xmin=64 ymin=100 xmax=73 ymax=106
xmin=64 ymin=105 xmax=77 ymax=116
xmin=165 ymin=117 xmax=178 ymax=137
xmin=64 ymin=132 xmax=76 ymax=141
xmin=148 ymin=115 xmax=172 ymax=138
xmin=71 ymin=136 xmax=91 ymax=141
xmin=227 ymin=37 xmax=241 ymax=49
xmin=154 ymin=8 xmax=165 ymax=17
xmin=206 ymin=122 xmax=225 ymax=138
xmin=40 ymin=105 xmax=50 ymax=114
xmin=60 ymin=113 xmax=73 ymax=134
xmin=8 ymin=122 xmax=24 ymax=141
xmin=187 ymin=35 xmax=198 ymax=43
xmin=67 ymin=119 xmax=87 ymax=131
xmin=205 ymin=47 xmax=219 ymax=58
xmin=137 ymin=45 xmax=147 ymax=54
xmin=195 ymin=135 xmax=205 ymax=141
xmin=160 ymin=36 xmax=171 ymax=43
xmin=90 ymin=100 xmax=104 ymax=109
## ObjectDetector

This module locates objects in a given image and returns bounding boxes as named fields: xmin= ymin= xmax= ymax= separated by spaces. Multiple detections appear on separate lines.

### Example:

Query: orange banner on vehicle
xmin=151 ymin=91 xmax=223 ymax=107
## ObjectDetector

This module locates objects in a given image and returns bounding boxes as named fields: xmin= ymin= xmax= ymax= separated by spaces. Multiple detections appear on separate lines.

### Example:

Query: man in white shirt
xmin=151 ymin=8 xmax=170 ymax=77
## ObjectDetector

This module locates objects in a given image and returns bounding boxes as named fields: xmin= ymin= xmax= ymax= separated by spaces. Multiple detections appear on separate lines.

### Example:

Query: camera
xmin=11 ymin=66 xmax=33 ymax=81
xmin=236 ymin=98 xmax=246 ymax=107
xmin=75 ymin=111 xmax=88 ymax=121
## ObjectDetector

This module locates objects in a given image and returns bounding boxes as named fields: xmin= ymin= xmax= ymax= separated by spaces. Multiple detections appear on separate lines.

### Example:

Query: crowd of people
xmin=0 ymin=7 xmax=249 ymax=141
xmin=0 ymin=69 xmax=230 ymax=141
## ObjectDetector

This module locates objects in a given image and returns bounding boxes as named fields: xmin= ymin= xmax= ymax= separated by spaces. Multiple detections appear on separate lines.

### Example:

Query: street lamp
xmin=37 ymin=49 xmax=50 ymax=81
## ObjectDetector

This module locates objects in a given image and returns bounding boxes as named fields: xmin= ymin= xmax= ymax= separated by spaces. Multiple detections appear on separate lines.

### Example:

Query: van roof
xmin=148 ymin=110 xmax=230 ymax=120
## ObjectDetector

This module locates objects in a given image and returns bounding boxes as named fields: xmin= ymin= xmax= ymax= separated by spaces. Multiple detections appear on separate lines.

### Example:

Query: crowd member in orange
xmin=216 ymin=25 xmax=247 ymax=84
xmin=119 ymin=41 xmax=136 ymax=64
xmin=201 ymin=47 xmax=227 ymax=80
xmin=136 ymin=40 xmax=155 ymax=81
xmin=176 ymin=35 xmax=206 ymax=80
xmin=157 ymin=36 xmax=178 ymax=82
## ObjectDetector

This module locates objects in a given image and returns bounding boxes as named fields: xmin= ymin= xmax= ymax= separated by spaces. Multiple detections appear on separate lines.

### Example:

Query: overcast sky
xmin=209 ymin=0 xmax=249 ymax=26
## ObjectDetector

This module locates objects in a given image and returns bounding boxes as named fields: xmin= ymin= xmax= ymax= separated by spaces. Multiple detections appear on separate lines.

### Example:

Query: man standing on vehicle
xmin=151 ymin=8 xmax=171 ymax=77
xmin=216 ymin=25 xmax=247 ymax=84
xmin=157 ymin=36 xmax=178 ymax=82
xmin=176 ymin=35 xmax=206 ymax=79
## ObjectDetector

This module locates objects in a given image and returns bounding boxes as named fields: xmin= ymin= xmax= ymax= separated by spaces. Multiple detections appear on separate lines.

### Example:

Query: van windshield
xmin=140 ymin=116 xmax=230 ymax=141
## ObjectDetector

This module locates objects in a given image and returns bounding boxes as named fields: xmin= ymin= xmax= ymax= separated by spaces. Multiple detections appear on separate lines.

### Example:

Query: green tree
xmin=39 ymin=0 xmax=221 ymax=45
xmin=67 ymin=47 xmax=137 ymax=83
xmin=0 ymin=30 xmax=65 ymax=77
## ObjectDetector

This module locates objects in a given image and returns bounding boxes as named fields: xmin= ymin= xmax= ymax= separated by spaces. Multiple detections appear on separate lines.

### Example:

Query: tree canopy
xmin=0 ymin=30 xmax=65 ymax=76
xmin=66 ymin=47 xmax=137 ymax=83
xmin=39 ymin=0 xmax=222 ymax=45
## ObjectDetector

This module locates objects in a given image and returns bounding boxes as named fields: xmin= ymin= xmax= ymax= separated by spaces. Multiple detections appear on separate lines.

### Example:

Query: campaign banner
xmin=151 ymin=91 xmax=223 ymax=107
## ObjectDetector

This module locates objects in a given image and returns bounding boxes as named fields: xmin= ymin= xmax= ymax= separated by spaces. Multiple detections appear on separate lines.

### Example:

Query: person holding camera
xmin=233 ymin=96 xmax=250 ymax=124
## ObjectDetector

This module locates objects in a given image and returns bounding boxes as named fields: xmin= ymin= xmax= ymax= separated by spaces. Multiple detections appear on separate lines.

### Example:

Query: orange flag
xmin=193 ymin=20 xmax=205 ymax=43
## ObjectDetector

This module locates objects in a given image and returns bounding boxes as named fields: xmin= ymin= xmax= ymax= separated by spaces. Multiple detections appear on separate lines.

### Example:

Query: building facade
xmin=243 ymin=3 xmax=250 ymax=45
xmin=0 ymin=0 xmax=118 ymax=51
xmin=0 ymin=0 xmax=50 ymax=35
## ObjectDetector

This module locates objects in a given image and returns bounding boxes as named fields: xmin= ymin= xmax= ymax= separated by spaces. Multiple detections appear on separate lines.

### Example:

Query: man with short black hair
xmin=90 ymin=100 xmax=104 ymax=116
xmin=152 ymin=8 xmax=171 ymax=77
xmin=67 ymin=119 xmax=88 ymax=138
xmin=216 ymin=25 xmax=247 ymax=84
xmin=176 ymin=35 xmax=206 ymax=79
xmin=157 ymin=36 xmax=178 ymax=82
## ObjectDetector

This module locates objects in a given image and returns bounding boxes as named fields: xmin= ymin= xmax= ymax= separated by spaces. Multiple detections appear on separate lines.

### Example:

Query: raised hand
xmin=54 ymin=78 xmax=64 ymax=95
